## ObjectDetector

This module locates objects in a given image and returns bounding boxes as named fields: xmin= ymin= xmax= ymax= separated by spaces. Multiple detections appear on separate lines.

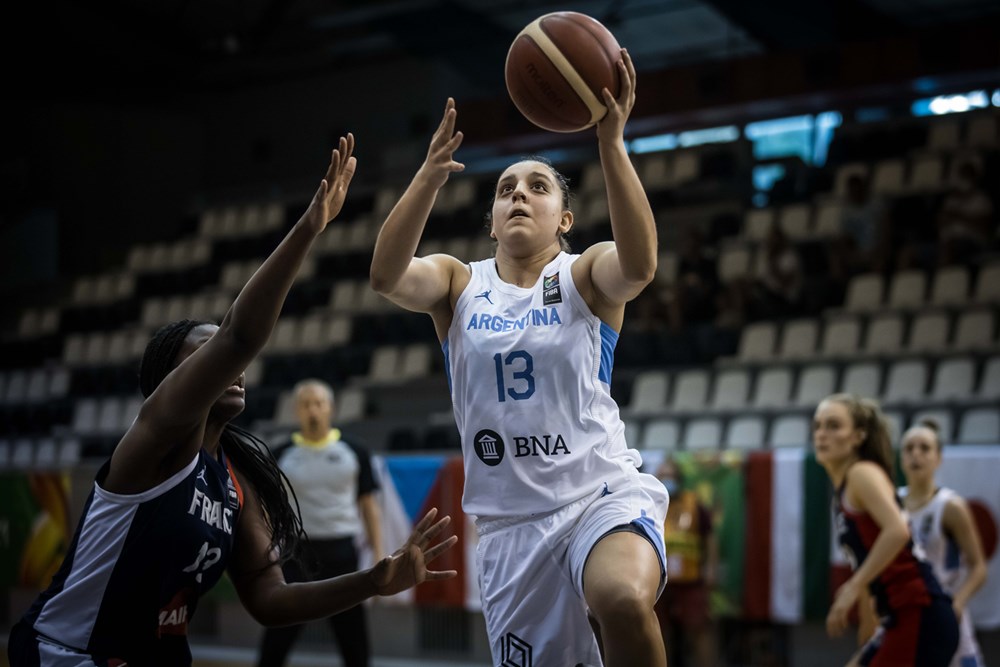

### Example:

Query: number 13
xmin=494 ymin=350 xmax=535 ymax=402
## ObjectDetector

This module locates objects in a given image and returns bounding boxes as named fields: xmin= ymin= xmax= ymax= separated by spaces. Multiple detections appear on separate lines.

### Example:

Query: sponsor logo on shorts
xmin=502 ymin=631 xmax=532 ymax=667
xmin=474 ymin=429 xmax=504 ymax=466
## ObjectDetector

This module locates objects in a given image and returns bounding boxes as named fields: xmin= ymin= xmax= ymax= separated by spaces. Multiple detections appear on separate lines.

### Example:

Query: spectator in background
xmin=664 ymin=226 xmax=718 ymax=331
xmin=936 ymin=161 xmax=995 ymax=266
xmin=748 ymin=224 xmax=803 ymax=320
xmin=654 ymin=458 xmax=718 ymax=667
xmin=256 ymin=379 xmax=383 ymax=667
xmin=829 ymin=174 xmax=889 ymax=279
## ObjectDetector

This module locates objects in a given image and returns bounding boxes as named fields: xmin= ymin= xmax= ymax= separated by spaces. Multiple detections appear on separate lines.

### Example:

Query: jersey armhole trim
xmin=225 ymin=457 xmax=245 ymax=508
xmin=94 ymin=453 xmax=200 ymax=505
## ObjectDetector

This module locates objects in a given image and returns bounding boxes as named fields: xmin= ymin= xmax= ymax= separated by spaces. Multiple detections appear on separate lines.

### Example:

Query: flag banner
xmin=932 ymin=445 xmax=1000 ymax=629
xmin=367 ymin=455 xmax=447 ymax=606
xmin=296 ymin=446 xmax=1000 ymax=629
xmin=0 ymin=471 xmax=71 ymax=589
xmin=674 ymin=450 xmax=746 ymax=617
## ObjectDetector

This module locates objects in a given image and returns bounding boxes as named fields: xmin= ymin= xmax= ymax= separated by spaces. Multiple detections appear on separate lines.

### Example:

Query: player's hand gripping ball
xmin=505 ymin=11 xmax=623 ymax=133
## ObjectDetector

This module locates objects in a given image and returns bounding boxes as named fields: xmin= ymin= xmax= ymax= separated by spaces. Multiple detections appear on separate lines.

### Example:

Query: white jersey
xmin=900 ymin=486 xmax=985 ymax=667
xmin=901 ymin=486 xmax=964 ymax=592
xmin=445 ymin=252 xmax=642 ymax=518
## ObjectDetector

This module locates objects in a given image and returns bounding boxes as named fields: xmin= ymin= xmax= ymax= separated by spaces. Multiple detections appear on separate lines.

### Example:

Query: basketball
xmin=505 ymin=12 xmax=623 ymax=133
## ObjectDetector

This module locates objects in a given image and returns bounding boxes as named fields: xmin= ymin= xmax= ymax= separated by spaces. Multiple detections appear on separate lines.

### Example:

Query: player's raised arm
xmin=108 ymin=136 xmax=356 ymax=492
xmin=585 ymin=49 xmax=657 ymax=308
xmin=371 ymin=98 xmax=466 ymax=316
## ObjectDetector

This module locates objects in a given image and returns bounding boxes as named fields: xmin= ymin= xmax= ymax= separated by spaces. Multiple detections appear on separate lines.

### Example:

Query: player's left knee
xmin=589 ymin=585 xmax=654 ymax=628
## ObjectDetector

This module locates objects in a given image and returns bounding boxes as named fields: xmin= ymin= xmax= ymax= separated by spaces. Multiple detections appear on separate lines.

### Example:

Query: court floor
xmin=0 ymin=641 xmax=491 ymax=667
xmin=190 ymin=644 xmax=489 ymax=666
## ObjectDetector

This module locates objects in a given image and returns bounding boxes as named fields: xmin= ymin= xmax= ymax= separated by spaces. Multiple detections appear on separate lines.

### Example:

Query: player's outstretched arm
xmin=229 ymin=495 xmax=457 ymax=626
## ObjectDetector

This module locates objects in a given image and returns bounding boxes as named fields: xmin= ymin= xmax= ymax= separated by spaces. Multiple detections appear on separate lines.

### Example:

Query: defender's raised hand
xmin=303 ymin=133 xmax=358 ymax=233
xmin=370 ymin=507 xmax=458 ymax=597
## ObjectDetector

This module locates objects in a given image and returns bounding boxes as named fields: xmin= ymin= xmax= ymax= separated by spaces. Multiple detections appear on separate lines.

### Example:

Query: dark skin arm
xmin=228 ymin=470 xmax=457 ymax=627
xmin=103 ymin=135 xmax=357 ymax=494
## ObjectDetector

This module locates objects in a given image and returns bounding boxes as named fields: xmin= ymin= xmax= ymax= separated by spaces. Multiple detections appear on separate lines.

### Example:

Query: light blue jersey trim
xmin=442 ymin=340 xmax=452 ymax=393
xmin=633 ymin=510 xmax=668 ymax=587
xmin=598 ymin=322 xmax=618 ymax=385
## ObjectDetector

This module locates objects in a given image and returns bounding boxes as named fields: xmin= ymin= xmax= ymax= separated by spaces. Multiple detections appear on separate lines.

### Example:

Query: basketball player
xmin=814 ymin=394 xmax=959 ymax=667
xmin=369 ymin=49 xmax=669 ymax=666
xmin=7 ymin=135 xmax=458 ymax=667
xmin=899 ymin=419 xmax=988 ymax=667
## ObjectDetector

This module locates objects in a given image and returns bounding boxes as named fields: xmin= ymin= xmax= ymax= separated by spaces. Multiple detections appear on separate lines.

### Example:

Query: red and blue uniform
xmin=835 ymin=475 xmax=959 ymax=667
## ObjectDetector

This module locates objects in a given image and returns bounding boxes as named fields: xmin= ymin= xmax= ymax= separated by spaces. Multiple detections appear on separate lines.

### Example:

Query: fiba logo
xmin=474 ymin=429 xmax=505 ymax=466
xmin=502 ymin=631 xmax=532 ymax=667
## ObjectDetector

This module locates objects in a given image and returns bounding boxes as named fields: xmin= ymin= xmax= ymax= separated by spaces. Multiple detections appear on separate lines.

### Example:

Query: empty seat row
xmin=0 ymin=437 xmax=82 ymax=469
xmin=624 ymin=354 xmax=1000 ymax=416
xmin=925 ymin=114 xmax=998 ymax=151
xmin=737 ymin=307 xmax=997 ymax=363
xmin=140 ymin=292 xmax=233 ymax=329
xmin=198 ymin=202 xmax=286 ymax=241
xmin=267 ymin=314 xmax=352 ymax=355
xmin=68 ymin=395 xmax=143 ymax=438
xmin=126 ymin=237 xmax=214 ymax=275
xmin=843 ymin=266 xmax=1000 ymax=313
xmin=831 ymin=151 xmax=987 ymax=198
xmin=630 ymin=406 xmax=1000 ymax=454
xmin=632 ymin=413 xmax=815 ymax=452
xmin=0 ymin=367 xmax=71 ymax=405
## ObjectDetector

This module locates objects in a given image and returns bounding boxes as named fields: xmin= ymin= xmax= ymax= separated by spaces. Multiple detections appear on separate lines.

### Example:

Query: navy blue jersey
xmin=834 ymin=482 xmax=944 ymax=617
xmin=19 ymin=448 xmax=243 ymax=665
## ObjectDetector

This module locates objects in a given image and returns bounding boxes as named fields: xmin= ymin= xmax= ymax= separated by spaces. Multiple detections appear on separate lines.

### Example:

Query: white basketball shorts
xmin=475 ymin=467 xmax=668 ymax=667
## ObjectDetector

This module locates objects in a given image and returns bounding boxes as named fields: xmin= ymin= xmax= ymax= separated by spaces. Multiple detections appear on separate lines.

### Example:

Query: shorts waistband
xmin=475 ymin=483 xmax=608 ymax=538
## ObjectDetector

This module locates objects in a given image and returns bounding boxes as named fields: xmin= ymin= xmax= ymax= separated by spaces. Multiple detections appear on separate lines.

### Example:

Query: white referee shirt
xmin=274 ymin=429 xmax=376 ymax=539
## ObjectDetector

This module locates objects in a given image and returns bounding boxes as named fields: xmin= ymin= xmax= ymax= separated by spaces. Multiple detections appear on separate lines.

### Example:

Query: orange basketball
xmin=505 ymin=12 xmax=623 ymax=133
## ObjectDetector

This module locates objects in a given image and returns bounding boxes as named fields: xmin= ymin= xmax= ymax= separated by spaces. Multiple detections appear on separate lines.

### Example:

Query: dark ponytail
xmin=220 ymin=423 xmax=306 ymax=563
xmin=139 ymin=320 xmax=305 ymax=564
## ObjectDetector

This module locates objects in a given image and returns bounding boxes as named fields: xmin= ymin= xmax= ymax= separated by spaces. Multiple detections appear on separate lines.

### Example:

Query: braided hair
xmin=138 ymin=319 xmax=305 ymax=564
xmin=825 ymin=393 xmax=895 ymax=481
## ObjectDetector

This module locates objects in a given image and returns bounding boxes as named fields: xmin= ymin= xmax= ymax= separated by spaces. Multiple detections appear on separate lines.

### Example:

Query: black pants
xmin=256 ymin=537 xmax=369 ymax=667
